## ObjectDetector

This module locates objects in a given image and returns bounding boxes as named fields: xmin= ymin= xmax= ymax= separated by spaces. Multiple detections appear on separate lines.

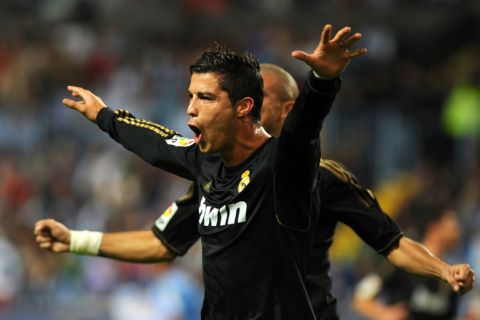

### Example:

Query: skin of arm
xmin=387 ymin=236 xmax=475 ymax=294
xmin=34 ymin=219 xmax=176 ymax=263
xmin=319 ymin=162 xmax=475 ymax=295
xmin=99 ymin=230 xmax=176 ymax=263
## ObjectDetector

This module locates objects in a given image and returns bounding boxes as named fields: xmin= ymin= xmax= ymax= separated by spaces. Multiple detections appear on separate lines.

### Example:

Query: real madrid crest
xmin=238 ymin=169 xmax=251 ymax=193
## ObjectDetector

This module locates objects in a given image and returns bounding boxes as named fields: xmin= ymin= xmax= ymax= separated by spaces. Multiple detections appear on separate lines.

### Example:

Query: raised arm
xmin=274 ymin=25 xmax=367 ymax=231
xmin=387 ymin=237 xmax=475 ymax=294
xmin=34 ymin=219 xmax=176 ymax=263
xmin=283 ymin=24 xmax=367 ymax=139
xmin=62 ymin=86 xmax=199 ymax=180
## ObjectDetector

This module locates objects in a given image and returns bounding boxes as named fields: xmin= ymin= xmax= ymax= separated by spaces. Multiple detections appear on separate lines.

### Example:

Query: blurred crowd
xmin=0 ymin=0 xmax=479 ymax=319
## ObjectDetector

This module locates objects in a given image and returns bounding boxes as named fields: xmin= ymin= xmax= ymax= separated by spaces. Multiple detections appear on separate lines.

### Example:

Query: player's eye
xmin=199 ymin=94 xmax=213 ymax=101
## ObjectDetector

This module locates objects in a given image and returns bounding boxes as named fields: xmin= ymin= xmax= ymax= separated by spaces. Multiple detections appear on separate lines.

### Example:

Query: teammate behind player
xmin=257 ymin=64 xmax=475 ymax=318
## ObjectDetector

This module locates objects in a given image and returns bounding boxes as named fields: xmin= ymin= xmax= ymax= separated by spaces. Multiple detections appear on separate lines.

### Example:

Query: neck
xmin=221 ymin=123 xmax=270 ymax=167
xmin=270 ymin=127 xmax=281 ymax=138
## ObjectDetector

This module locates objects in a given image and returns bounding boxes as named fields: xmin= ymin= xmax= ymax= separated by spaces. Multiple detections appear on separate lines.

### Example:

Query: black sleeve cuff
xmin=378 ymin=233 xmax=404 ymax=256
xmin=96 ymin=107 xmax=116 ymax=132
xmin=151 ymin=225 xmax=186 ymax=256
xmin=306 ymin=71 xmax=342 ymax=95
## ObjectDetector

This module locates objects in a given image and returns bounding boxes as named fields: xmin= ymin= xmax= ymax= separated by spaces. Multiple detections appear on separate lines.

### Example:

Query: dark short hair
xmin=189 ymin=44 xmax=263 ymax=123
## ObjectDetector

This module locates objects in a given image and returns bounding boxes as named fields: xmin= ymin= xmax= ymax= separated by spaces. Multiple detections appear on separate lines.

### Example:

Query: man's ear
xmin=281 ymin=101 xmax=294 ymax=120
xmin=235 ymin=97 xmax=255 ymax=118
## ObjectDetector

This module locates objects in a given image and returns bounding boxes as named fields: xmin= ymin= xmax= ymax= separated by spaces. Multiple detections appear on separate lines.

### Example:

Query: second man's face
xmin=260 ymin=72 xmax=283 ymax=137
xmin=187 ymin=72 xmax=236 ymax=154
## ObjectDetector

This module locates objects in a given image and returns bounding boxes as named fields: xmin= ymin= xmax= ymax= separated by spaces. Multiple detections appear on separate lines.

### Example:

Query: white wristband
xmin=69 ymin=230 xmax=103 ymax=255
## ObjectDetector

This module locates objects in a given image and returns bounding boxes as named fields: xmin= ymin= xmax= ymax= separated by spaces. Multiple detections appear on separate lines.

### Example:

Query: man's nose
xmin=187 ymin=98 xmax=197 ymax=117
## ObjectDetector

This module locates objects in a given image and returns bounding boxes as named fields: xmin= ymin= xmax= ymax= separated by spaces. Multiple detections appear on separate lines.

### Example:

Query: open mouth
xmin=189 ymin=124 xmax=203 ymax=144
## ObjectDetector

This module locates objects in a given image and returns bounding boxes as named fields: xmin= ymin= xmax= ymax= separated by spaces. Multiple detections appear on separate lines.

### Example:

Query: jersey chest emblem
xmin=238 ymin=170 xmax=251 ymax=193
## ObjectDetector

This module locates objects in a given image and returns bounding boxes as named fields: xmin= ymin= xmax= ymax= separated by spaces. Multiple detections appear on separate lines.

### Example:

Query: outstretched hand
xmin=292 ymin=24 xmax=367 ymax=79
xmin=442 ymin=263 xmax=475 ymax=294
xmin=63 ymin=86 xmax=107 ymax=122
xmin=34 ymin=219 xmax=71 ymax=253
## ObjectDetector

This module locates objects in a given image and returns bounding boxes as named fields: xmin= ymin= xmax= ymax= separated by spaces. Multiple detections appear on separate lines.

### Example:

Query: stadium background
xmin=0 ymin=0 xmax=479 ymax=319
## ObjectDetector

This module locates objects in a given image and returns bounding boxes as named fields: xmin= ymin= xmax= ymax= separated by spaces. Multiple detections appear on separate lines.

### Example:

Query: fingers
xmin=67 ymin=86 xmax=96 ymax=100
xmin=454 ymin=265 xmax=475 ymax=293
xmin=34 ymin=219 xmax=71 ymax=253
xmin=39 ymin=241 xmax=53 ymax=250
xmin=341 ymin=33 xmax=362 ymax=49
xmin=340 ymin=33 xmax=368 ymax=58
xmin=455 ymin=264 xmax=468 ymax=279
xmin=291 ymin=50 xmax=310 ymax=63
xmin=320 ymin=24 xmax=332 ymax=45
xmin=36 ymin=232 xmax=54 ymax=251
xmin=36 ymin=234 xmax=53 ymax=246
xmin=446 ymin=274 xmax=461 ymax=292
xmin=349 ymin=48 xmax=368 ymax=58
xmin=291 ymin=50 xmax=307 ymax=59
xmin=67 ymin=85 xmax=88 ymax=96
xmin=34 ymin=222 xmax=44 ymax=236
xmin=34 ymin=220 xmax=55 ymax=250
xmin=37 ymin=240 xmax=66 ymax=253
xmin=62 ymin=98 xmax=81 ymax=110
xmin=332 ymin=26 xmax=352 ymax=43
xmin=63 ymin=85 xmax=86 ymax=108
xmin=34 ymin=219 xmax=54 ymax=236
xmin=36 ymin=234 xmax=52 ymax=242
xmin=63 ymin=85 xmax=107 ymax=122
xmin=449 ymin=264 xmax=475 ymax=294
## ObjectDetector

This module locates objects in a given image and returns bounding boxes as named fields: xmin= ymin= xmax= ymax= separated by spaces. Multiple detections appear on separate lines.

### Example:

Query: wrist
xmin=69 ymin=230 xmax=103 ymax=255
xmin=312 ymin=70 xmax=336 ymax=80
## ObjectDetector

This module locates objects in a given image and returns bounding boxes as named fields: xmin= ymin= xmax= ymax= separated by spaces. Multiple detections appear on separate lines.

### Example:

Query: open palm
xmin=292 ymin=24 xmax=367 ymax=79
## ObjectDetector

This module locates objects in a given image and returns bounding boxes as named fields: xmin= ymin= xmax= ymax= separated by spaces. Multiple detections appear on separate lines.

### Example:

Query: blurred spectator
xmin=0 ymin=230 xmax=23 ymax=311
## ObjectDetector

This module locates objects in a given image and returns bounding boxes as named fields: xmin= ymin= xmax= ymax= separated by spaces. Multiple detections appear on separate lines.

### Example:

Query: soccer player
xmin=352 ymin=196 xmax=465 ymax=319
xmin=36 ymin=60 xmax=475 ymax=319
xmin=35 ymin=24 xmax=366 ymax=319
xmin=259 ymin=64 xmax=474 ymax=318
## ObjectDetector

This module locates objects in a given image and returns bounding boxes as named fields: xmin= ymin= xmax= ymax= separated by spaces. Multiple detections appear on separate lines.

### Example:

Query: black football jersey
xmin=151 ymin=159 xmax=402 ymax=319
xmin=96 ymin=72 xmax=340 ymax=319
xmin=151 ymin=182 xmax=200 ymax=256
xmin=306 ymin=159 xmax=402 ymax=319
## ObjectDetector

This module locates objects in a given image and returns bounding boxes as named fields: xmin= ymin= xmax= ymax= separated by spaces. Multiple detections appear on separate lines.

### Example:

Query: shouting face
xmin=187 ymin=72 xmax=236 ymax=154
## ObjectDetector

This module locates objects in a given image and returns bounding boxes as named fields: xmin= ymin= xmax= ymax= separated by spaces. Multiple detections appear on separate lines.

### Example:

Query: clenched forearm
xmin=387 ymin=236 xmax=447 ymax=278
xmin=99 ymin=230 xmax=176 ymax=263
